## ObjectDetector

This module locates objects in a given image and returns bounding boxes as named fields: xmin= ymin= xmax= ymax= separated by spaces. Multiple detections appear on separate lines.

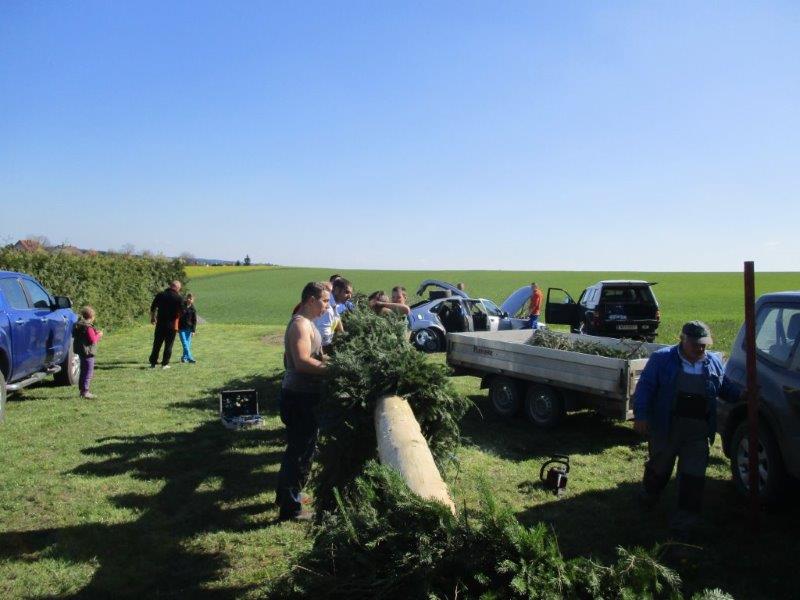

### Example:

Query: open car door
xmin=545 ymin=288 xmax=578 ymax=327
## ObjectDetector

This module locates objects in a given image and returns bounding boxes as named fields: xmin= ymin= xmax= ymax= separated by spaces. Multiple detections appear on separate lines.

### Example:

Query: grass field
xmin=185 ymin=265 xmax=276 ymax=280
xmin=188 ymin=267 xmax=800 ymax=353
xmin=2 ymin=268 xmax=800 ymax=598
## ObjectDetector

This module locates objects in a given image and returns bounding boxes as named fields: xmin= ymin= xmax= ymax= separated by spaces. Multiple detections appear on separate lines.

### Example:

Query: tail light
xmin=592 ymin=311 xmax=602 ymax=328
xmin=655 ymin=309 xmax=661 ymax=322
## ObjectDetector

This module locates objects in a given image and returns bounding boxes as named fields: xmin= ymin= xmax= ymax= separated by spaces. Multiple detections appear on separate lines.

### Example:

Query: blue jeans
xmin=179 ymin=329 xmax=194 ymax=361
xmin=528 ymin=315 xmax=540 ymax=329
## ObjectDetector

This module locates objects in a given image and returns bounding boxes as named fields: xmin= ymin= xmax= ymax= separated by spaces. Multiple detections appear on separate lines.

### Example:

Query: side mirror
xmin=53 ymin=296 xmax=72 ymax=310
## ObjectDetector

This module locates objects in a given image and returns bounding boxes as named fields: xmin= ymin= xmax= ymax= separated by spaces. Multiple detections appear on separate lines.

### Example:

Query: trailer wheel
xmin=489 ymin=376 xmax=522 ymax=417
xmin=524 ymin=384 xmax=564 ymax=429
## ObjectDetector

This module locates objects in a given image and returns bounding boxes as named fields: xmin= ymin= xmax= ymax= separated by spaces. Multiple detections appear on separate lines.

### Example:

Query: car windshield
xmin=754 ymin=304 xmax=800 ymax=365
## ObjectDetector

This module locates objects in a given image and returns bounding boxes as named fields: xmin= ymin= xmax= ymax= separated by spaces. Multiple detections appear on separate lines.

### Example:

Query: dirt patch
xmin=261 ymin=331 xmax=286 ymax=346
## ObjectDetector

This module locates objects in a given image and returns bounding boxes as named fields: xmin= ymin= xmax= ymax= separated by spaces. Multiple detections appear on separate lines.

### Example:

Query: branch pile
xmin=527 ymin=329 xmax=651 ymax=359
xmin=275 ymin=463 xmax=731 ymax=600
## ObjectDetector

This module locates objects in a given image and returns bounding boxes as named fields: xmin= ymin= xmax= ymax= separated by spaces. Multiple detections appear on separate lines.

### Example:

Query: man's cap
xmin=682 ymin=320 xmax=713 ymax=345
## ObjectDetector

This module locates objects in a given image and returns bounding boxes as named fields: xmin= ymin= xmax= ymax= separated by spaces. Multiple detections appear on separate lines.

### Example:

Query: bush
xmin=0 ymin=249 xmax=186 ymax=330
xmin=274 ymin=462 xmax=700 ymax=599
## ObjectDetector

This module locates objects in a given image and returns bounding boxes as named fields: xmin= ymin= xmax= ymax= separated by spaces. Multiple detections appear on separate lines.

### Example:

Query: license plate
xmin=617 ymin=324 xmax=637 ymax=330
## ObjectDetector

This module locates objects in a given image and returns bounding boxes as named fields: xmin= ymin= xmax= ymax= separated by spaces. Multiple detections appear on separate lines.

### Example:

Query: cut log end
xmin=374 ymin=395 xmax=456 ymax=514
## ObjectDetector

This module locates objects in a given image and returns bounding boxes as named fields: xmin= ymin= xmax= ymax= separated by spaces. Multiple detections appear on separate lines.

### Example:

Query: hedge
xmin=0 ymin=249 xmax=186 ymax=330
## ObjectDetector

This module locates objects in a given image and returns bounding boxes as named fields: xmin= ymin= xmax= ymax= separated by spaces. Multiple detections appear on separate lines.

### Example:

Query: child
xmin=179 ymin=293 xmax=198 ymax=363
xmin=73 ymin=306 xmax=103 ymax=399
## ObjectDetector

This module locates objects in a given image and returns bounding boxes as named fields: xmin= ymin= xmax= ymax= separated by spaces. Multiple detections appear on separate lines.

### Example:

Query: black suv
xmin=544 ymin=280 xmax=660 ymax=341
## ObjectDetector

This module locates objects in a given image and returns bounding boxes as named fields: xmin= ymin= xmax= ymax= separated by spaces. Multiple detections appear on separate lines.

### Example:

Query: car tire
xmin=0 ymin=369 xmax=6 ymax=423
xmin=489 ymin=376 xmax=522 ymax=417
xmin=412 ymin=328 xmax=442 ymax=353
xmin=730 ymin=421 xmax=786 ymax=506
xmin=54 ymin=342 xmax=79 ymax=386
xmin=524 ymin=384 xmax=565 ymax=429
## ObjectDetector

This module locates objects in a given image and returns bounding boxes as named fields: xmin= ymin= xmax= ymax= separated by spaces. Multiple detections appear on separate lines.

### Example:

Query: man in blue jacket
xmin=633 ymin=320 xmax=736 ymax=539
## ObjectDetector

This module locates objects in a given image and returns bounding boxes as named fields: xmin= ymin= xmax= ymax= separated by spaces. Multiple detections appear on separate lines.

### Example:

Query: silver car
xmin=717 ymin=291 xmax=800 ymax=505
xmin=408 ymin=280 xmax=539 ymax=352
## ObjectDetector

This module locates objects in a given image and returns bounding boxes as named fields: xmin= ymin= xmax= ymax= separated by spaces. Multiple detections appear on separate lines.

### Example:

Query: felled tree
xmin=312 ymin=304 xmax=469 ymax=512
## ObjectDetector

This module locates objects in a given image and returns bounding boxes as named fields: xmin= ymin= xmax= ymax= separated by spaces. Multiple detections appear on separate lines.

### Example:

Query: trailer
xmin=446 ymin=329 xmax=667 ymax=428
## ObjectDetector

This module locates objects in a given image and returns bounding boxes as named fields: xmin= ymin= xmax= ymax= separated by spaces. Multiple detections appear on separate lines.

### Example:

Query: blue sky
xmin=1 ymin=1 xmax=798 ymax=271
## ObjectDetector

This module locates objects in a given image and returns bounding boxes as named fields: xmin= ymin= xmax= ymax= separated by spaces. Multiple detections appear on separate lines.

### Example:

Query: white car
xmin=408 ymin=280 xmax=542 ymax=352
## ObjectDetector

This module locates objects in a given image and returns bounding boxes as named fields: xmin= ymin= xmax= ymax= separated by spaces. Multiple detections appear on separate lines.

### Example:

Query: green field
xmin=185 ymin=265 xmax=276 ymax=280
xmin=1 ymin=268 xmax=799 ymax=598
xmin=188 ymin=267 xmax=800 ymax=353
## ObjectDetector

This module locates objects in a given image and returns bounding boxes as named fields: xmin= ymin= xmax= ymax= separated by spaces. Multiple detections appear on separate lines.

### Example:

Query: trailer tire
xmin=489 ymin=376 xmax=522 ymax=417
xmin=524 ymin=384 xmax=564 ymax=429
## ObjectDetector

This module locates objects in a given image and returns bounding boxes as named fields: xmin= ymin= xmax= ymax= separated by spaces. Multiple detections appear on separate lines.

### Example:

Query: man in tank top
xmin=276 ymin=281 xmax=329 ymax=521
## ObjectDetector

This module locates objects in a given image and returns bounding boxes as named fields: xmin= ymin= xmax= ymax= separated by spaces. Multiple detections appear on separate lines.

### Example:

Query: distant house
xmin=12 ymin=239 xmax=45 ymax=253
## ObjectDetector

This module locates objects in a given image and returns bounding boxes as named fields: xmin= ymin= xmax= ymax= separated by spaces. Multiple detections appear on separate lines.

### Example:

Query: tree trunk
xmin=374 ymin=395 xmax=456 ymax=514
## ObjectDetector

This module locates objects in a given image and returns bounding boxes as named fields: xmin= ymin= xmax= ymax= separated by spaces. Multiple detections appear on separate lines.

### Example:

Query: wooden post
xmin=744 ymin=261 xmax=760 ymax=532
xmin=374 ymin=395 xmax=456 ymax=514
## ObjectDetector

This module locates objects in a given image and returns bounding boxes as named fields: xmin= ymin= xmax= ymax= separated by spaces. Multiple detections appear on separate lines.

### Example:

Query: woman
xmin=276 ymin=281 xmax=329 ymax=521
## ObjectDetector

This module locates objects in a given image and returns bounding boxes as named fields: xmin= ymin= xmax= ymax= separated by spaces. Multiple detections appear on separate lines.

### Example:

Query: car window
xmin=21 ymin=279 xmax=52 ymax=309
xmin=754 ymin=304 xmax=800 ymax=365
xmin=601 ymin=286 xmax=651 ymax=303
xmin=0 ymin=278 xmax=31 ymax=309
xmin=467 ymin=300 xmax=488 ymax=316
xmin=481 ymin=299 xmax=504 ymax=317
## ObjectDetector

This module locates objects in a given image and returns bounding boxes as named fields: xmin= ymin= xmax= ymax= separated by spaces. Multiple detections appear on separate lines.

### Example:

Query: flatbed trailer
xmin=446 ymin=329 xmax=667 ymax=428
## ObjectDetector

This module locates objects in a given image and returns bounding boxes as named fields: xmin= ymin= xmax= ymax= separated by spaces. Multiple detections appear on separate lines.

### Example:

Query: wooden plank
xmin=374 ymin=395 xmax=456 ymax=514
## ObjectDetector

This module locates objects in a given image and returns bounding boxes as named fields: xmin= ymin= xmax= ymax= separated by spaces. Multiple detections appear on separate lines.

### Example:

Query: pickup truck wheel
xmin=0 ymin=370 xmax=6 ymax=423
xmin=489 ymin=376 xmax=522 ymax=417
xmin=54 ymin=344 xmax=79 ymax=386
xmin=413 ymin=328 xmax=442 ymax=353
xmin=730 ymin=422 xmax=786 ymax=506
xmin=524 ymin=384 xmax=564 ymax=429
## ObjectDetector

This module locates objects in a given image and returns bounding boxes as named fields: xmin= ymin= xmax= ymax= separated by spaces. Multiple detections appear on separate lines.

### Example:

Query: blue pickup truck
xmin=0 ymin=270 xmax=79 ymax=421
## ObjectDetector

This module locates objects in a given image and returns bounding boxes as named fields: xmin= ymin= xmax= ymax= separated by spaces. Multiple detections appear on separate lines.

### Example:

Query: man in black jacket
xmin=149 ymin=280 xmax=183 ymax=369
